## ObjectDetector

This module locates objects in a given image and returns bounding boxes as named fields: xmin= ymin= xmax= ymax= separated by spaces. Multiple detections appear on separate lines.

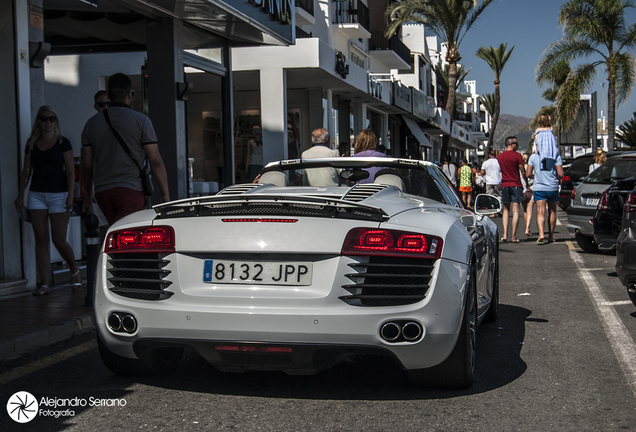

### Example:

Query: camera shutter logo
xmin=7 ymin=391 xmax=38 ymax=423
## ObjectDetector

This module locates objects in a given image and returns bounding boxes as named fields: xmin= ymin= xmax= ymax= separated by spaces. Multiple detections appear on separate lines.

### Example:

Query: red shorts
xmin=459 ymin=186 xmax=473 ymax=192
xmin=96 ymin=187 xmax=146 ymax=226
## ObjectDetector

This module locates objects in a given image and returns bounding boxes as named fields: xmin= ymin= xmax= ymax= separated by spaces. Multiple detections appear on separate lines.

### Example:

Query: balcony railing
xmin=333 ymin=0 xmax=370 ymax=33
xmin=454 ymin=112 xmax=473 ymax=123
xmin=295 ymin=0 xmax=314 ymax=16
xmin=370 ymin=31 xmax=411 ymax=66
xmin=296 ymin=27 xmax=313 ymax=39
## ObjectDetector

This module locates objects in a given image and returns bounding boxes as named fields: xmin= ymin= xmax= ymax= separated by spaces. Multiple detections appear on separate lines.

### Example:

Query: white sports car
xmin=95 ymin=158 xmax=502 ymax=389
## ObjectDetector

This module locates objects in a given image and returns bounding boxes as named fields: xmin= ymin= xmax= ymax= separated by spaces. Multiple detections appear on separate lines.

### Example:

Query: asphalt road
xmin=2 ymin=208 xmax=636 ymax=432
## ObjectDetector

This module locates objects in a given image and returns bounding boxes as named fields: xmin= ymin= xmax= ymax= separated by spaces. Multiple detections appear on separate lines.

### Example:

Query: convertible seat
xmin=258 ymin=170 xmax=290 ymax=187
xmin=374 ymin=174 xmax=405 ymax=191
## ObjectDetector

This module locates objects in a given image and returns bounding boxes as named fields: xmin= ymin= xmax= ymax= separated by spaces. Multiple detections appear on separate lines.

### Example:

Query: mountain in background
xmin=491 ymin=114 xmax=533 ymax=152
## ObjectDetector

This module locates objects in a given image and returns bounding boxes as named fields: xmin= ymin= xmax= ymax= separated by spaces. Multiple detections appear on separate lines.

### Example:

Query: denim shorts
xmin=501 ymin=186 xmax=523 ymax=203
xmin=27 ymin=191 xmax=68 ymax=214
xmin=533 ymin=189 xmax=559 ymax=203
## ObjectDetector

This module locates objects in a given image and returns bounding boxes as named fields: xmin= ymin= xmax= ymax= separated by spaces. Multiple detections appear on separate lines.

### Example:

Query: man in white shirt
xmin=481 ymin=150 xmax=502 ymax=197
xmin=299 ymin=128 xmax=340 ymax=186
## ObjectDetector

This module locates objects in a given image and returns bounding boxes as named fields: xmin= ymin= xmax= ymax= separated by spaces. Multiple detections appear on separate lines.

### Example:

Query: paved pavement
xmin=0 ymin=281 xmax=94 ymax=360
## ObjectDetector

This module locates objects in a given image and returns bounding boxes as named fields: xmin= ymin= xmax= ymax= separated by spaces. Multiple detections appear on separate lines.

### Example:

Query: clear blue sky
xmin=457 ymin=0 xmax=636 ymax=125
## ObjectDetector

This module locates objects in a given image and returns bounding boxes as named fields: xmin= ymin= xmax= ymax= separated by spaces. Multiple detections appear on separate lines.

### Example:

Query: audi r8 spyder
xmin=95 ymin=158 xmax=502 ymax=389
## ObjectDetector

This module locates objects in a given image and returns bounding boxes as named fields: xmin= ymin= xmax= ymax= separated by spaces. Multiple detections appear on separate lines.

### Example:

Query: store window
xmin=233 ymin=71 xmax=262 ymax=183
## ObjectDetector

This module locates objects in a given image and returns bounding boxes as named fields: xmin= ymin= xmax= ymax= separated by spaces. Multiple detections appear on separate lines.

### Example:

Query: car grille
xmin=107 ymin=252 xmax=173 ymax=300
xmin=340 ymin=256 xmax=435 ymax=306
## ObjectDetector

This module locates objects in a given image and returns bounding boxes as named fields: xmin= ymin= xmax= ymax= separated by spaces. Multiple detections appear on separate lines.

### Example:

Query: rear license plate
xmin=203 ymin=260 xmax=312 ymax=286
xmin=584 ymin=198 xmax=599 ymax=206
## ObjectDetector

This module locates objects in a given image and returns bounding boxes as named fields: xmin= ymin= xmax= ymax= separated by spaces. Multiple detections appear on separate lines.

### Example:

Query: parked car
xmin=566 ymin=154 xmax=636 ymax=252
xmin=593 ymin=176 xmax=636 ymax=251
xmin=95 ymin=157 xmax=503 ymax=389
xmin=616 ymin=182 xmax=636 ymax=307
xmin=559 ymin=151 xmax=630 ymax=210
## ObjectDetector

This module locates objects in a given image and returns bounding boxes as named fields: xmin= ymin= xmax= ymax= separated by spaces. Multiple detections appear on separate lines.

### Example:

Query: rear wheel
xmin=409 ymin=262 xmax=477 ymax=389
xmin=97 ymin=332 xmax=183 ymax=376
xmin=628 ymin=284 xmax=636 ymax=308
xmin=575 ymin=233 xmax=599 ymax=253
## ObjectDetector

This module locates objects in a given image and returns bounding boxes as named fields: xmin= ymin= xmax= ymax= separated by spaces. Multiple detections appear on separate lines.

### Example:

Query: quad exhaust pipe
xmin=380 ymin=321 xmax=423 ymax=343
xmin=108 ymin=312 xmax=138 ymax=334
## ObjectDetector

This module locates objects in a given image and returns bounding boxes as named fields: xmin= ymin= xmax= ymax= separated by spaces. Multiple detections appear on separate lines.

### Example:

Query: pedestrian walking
xmin=299 ymin=128 xmax=340 ymax=186
xmin=497 ymin=136 xmax=527 ymax=243
xmin=589 ymin=148 xmax=606 ymax=173
xmin=458 ymin=159 xmax=474 ymax=209
xmin=481 ymin=150 xmax=502 ymax=217
xmin=352 ymin=129 xmax=386 ymax=184
xmin=527 ymin=117 xmax=564 ymax=244
xmin=442 ymin=155 xmax=457 ymax=188
xmin=81 ymin=73 xmax=170 ymax=226
xmin=14 ymin=105 xmax=82 ymax=296
xmin=522 ymin=152 xmax=535 ymax=237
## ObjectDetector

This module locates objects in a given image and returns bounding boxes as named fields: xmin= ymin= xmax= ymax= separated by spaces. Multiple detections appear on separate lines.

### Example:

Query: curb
xmin=0 ymin=313 xmax=95 ymax=359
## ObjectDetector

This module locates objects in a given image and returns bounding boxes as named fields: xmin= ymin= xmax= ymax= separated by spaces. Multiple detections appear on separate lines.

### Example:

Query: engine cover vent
xmin=342 ymin=184 xmax=388 ymax=202
xmin=217 ymin=183 xmax=262 ymax=196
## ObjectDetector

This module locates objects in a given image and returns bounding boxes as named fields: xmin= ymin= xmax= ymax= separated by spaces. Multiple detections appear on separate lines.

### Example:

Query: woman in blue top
xmin=14 ymin=106 xmax=81 ymax=295
xmin=352 ymin=129 xmax=385 ymax=183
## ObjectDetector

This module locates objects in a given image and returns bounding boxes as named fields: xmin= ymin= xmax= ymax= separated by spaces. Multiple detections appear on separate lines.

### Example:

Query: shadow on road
xmin=132 ymin=305 xmax=531 ymax=400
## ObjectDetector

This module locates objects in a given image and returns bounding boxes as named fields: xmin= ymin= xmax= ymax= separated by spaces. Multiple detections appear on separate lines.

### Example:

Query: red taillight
xmin=571 ymin=187 xmax=577 ymax=202
xmin=105 ymin=226 xmax=175 ymax=253
xmin=597 ymin=190 xmax=610 ymax=211
xmin=625 ymin=192 xmax=636 ymax=213
xmin=562 ymin=175 xmax=571 ymax=183
xmin=342 ymin=228 xmax=442 ymax=258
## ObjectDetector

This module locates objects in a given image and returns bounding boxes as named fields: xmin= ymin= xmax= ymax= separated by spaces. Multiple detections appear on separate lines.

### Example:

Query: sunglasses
xmin=38 ymin=115 xmax=57 ymax=123
xmin=96 ymin=101 xmax=110 ymax=108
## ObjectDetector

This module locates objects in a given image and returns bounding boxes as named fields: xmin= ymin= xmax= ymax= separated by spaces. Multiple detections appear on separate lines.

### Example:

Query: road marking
xmin=570 ymin=250 xmax=636 ymax=399
xmin=566 ymin=240 xmax=578 ymax=250
xmin=600 ymin=300 xmax=634 ymax=306
xmin=0 ymin=340 xmax=96 ymax=385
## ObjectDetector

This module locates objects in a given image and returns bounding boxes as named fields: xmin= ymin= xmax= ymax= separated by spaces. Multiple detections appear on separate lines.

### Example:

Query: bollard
xmin=83 ymin=212 xmax=100 ymax=307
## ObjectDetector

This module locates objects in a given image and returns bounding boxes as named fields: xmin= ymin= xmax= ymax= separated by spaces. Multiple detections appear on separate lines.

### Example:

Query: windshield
xmin=256 ymin=158 xmax=463 ymax=206
xmin=584 ymin=158 xmax=636 ymax=184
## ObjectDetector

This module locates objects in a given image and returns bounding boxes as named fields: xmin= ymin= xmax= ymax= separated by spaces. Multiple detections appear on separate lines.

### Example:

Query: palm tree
xmin=537 ymin=0 xmax=636 ymax=149
xmin=616 ymin=115 xmax=636 ymax=148
xmin=478 ymin=92 xmax=495 ymax=152
xmin=385 ymin=0 xmax=494 ymax=157
xmin=476 ymin=43 xmax=515 ymax=155
xmin=433 ymin=61 xmax=471 ymax=115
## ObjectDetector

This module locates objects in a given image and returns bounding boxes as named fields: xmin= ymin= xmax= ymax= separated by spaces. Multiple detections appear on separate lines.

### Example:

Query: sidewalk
xmin=0 ymin=280 xmax=94 ymax=359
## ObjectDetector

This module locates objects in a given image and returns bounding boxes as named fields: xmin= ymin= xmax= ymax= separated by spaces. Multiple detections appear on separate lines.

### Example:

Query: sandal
xmin=33 ymin=284 xmax=49 ymax=296
xmin=536 ymin=239 xmax=545 ymax=245
xmin=511 ymin=239 xmax=520 ymax=243
xmin=500 ymin=237 xmax=507 ymax=242
xmin=71 ymin=269 xmax=82 ymax=291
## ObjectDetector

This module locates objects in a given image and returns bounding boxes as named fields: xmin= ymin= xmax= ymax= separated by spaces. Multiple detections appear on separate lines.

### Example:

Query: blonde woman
xmin=589 ymin=148 xmax=606 ymax=173
xmin=352 ymin=129 xmax=385 ymax=183
xmin=14 ymin=106 xmax=81 ymax=295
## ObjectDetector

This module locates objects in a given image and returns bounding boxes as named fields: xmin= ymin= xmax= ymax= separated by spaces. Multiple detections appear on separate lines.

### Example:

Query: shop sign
xmin=412 ymin=88 xmax=429 ymax=121
xmin=249 ymin=0 xmax=294 ymax=25
xmin=392 ymin=82 xmax=412 ymax=113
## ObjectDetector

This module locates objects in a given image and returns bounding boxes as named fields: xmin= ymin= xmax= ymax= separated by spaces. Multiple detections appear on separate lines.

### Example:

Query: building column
xmin=146 ymin=18 xmax=188 ymax=199
xmin=260 ymin=66 xmax=287 ymax=163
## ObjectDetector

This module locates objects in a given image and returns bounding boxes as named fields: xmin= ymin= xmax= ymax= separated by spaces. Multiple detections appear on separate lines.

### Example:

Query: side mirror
xmin=474 ymin=194 xmax=502 ymax=215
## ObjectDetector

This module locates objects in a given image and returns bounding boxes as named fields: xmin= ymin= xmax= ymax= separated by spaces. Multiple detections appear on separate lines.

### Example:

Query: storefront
xmin=0 ymin=0 xmax=292 ymax=292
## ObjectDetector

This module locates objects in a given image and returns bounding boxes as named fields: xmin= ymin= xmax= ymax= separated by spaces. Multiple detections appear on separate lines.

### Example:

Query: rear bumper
xmin=616 ymin=231 xmax=636 ymax=287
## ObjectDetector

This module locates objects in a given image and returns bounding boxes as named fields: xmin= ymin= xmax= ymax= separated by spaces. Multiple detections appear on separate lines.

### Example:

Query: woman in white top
xmin=589 ymin=148 xmax=606 ymax=173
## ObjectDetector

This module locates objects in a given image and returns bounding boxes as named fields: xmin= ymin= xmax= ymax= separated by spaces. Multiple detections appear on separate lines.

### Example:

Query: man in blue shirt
xmin=526 ymin=151 xmax=564 ymax=244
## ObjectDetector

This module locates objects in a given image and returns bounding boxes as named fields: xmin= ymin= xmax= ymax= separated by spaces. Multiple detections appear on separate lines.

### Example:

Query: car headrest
xmin=258 ymin=170 xmax=290 ymax=187
xmin=374 ymin=174 xmax=405 ymax=191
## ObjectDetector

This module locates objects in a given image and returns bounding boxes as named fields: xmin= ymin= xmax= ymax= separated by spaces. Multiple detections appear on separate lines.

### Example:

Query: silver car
xmin=567 ymin=154 xmax=636 ymax=252
xmin=95 ymin=158 xmax=502 ymax=389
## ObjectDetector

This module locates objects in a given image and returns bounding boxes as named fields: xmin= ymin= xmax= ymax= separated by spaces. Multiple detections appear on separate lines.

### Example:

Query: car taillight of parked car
xmin=571 ymin=187 xmax=577 ymax=203
xmin=105 ymin=226 xmax=175 ymax=253
xmin=561 ymin=175 xmax=571 ymax=183
xmin=625 ymin=192 xmax=636 ymax=214
xmin=597 ymin=190 xmax=610 ymax=211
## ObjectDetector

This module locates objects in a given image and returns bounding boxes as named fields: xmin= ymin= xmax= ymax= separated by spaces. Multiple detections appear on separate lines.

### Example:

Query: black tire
xmin=409 ymin=262 xmax=477 ymax=389
xmin=575 ymin=233 xmax=599 ymax=253
xmin=484 ymin=247 xmax=499 ymax=323
xmin=628 ymin=284 xmax=636 ymax=308
xmin=97 ymin=332 xmax=183 ymax=376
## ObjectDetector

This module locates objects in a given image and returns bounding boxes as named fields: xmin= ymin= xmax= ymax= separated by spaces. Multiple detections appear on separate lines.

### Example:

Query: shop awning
xmin=402 ymin=115 xmax=432 ymax=148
